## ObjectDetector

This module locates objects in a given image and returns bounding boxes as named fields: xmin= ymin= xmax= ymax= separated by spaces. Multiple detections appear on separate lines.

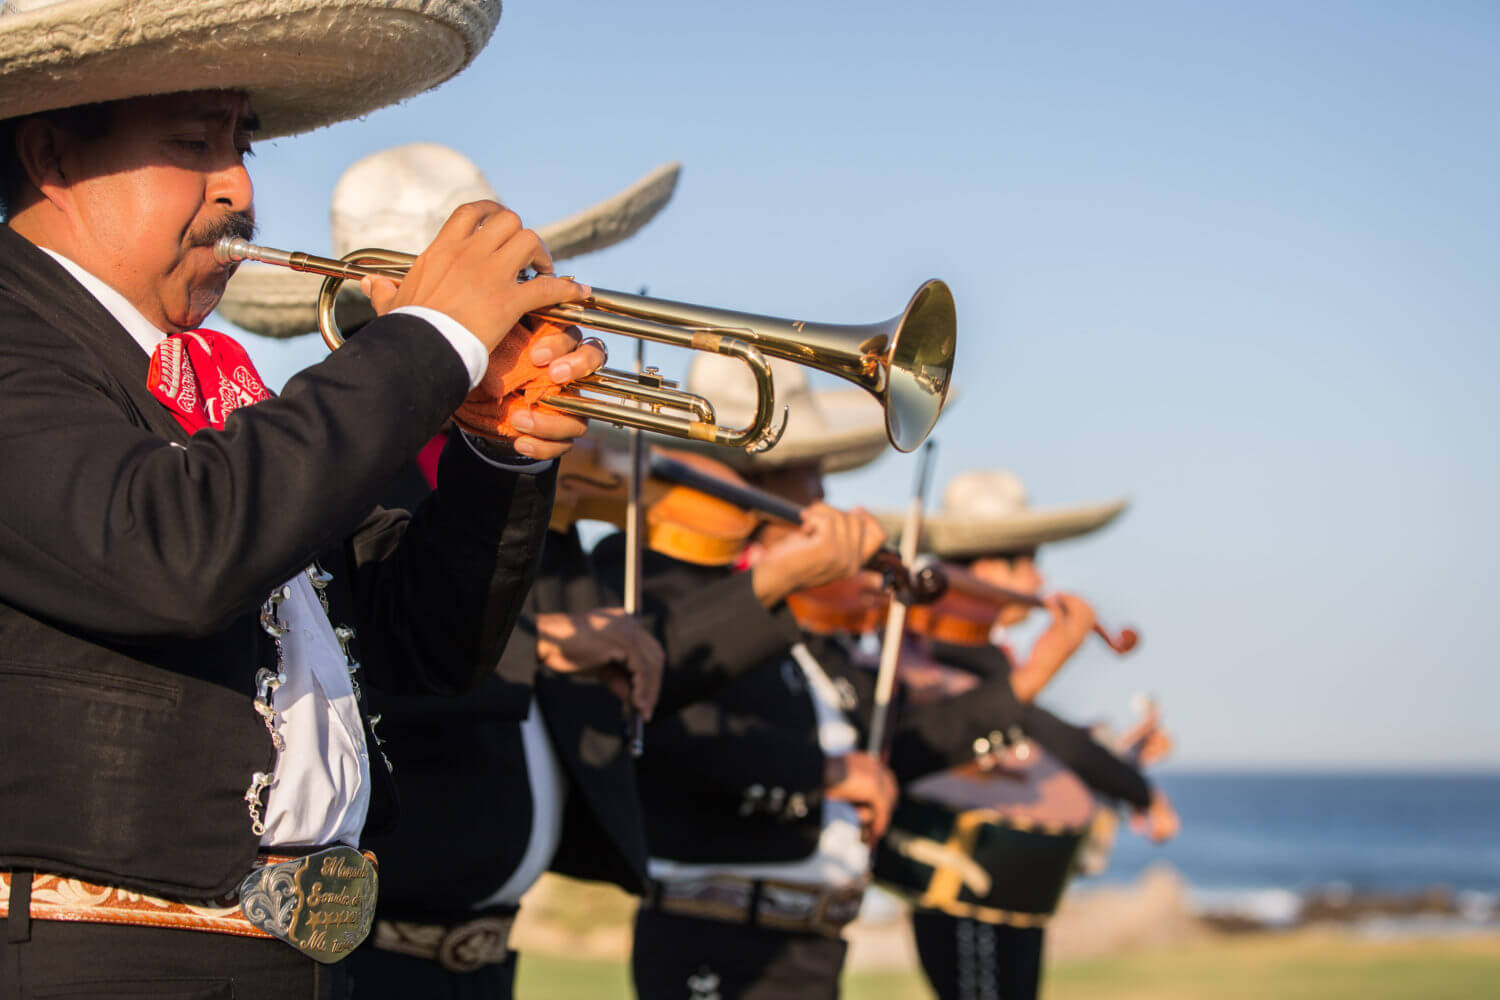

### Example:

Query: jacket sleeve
xmin=592 ymin=533 xmax=803 ymax=715
xmin=1019 ymin=703 xmax=1153 ymax=809
xmin=0 ymin=310 xmax=475 ymax=643
xmin=884 ymin=675 xmax=1029 ymax=784
xmin=342 ymin=437 xmax=555 ymax=696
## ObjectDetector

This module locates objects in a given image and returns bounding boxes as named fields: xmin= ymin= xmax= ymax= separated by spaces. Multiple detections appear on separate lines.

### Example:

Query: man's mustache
xmin=191 ymin=212 xmax=257 ymax=250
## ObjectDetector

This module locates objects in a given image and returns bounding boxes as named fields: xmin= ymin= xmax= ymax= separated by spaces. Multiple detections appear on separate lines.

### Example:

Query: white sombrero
xmin=216 ymin=143 xmax=682 ymax=338
xmin=0 ymin=0 xmax=500 ymax=138
xmin=592 ymin=352 xmax=893 ymax=475
xmin=877 ymin=469 xmax=1128 ymax=557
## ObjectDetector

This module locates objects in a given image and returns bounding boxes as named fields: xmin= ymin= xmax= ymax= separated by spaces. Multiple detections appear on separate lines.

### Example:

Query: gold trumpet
xmin=214 ymin=238 xmax=957 ymax=453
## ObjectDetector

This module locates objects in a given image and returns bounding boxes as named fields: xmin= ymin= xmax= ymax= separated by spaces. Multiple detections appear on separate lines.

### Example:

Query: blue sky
xmin=229 ymin=2 xmax=1499 ymax=767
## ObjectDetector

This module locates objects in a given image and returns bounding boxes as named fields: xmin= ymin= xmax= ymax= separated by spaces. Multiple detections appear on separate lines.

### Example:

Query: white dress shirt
xmin=39 ymin=248 xmax=528 ymax=847
xmin=648 ymin=642 xmax=871 ymax=888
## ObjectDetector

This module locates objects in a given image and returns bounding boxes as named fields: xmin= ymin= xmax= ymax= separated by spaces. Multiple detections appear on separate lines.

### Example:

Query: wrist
xmin=823 ymin=754 xmax=848 ymax=789
xmin=751 ymin=562 xmax=797 ymax=608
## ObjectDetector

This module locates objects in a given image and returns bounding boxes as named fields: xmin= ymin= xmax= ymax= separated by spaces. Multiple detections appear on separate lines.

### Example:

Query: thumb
xmin=362 ymin=276 xmax=401 ymax=316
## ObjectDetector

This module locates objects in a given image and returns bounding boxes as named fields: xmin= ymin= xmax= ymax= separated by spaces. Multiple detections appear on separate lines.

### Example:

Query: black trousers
xmin=0 ymin=912 xmax=345 ymax=999
xmin=633 ymin=909 xmax=848 ymax=1000
xmin=910 ymin=909 xmax=1044 ymax=1000
xmin=346 ymin=944 xmax=516 ymax=1000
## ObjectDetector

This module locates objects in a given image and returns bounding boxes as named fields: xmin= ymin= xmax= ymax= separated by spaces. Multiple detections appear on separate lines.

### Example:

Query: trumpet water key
xmin=214 ymin=238 xmax=957 ymax=453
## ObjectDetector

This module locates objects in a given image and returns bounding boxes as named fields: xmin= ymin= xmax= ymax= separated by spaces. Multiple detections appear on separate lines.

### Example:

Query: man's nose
xmin=208 ymin=160 xmax=253 ymax=214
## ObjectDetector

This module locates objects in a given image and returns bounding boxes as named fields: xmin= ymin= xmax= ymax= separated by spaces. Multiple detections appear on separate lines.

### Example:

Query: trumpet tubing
xmin=214 ymin=238 xmax=956 ymax=452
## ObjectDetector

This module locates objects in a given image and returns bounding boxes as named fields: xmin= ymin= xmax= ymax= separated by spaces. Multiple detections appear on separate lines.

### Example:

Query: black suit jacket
xmin=366 ymin=523 xmax=787 ymax=914
xmin=928 ymin=641 xmax=1153 ymax=809
xmin=0 ymin=226 xmax=553 ymax=899
xmin=590 ymin=537 xmax=1033 ymax=867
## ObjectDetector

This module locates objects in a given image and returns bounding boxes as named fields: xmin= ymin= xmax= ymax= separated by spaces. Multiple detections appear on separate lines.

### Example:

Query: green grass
xmin=514 ymin=933 xmax=1500 ymax=999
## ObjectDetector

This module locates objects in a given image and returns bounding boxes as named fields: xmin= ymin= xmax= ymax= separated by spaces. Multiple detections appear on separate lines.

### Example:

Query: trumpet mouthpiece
xmin=214 ymin=236 xmax=255 ymax=265
xmin=214 ymin=237 xmax=297 ymax=270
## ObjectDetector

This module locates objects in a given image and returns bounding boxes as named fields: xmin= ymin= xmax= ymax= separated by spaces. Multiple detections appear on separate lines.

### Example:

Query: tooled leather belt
xmin=647 ymin=875 xmax=865 ymax=939
xmin=371 ymin=906 xmax=518 ymax=973
xmin=0 ymin=846 xmax=378 ymax=963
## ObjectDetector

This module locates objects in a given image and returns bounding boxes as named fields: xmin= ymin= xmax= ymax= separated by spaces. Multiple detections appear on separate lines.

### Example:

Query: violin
xmin=908 ymin=561 xmax=1140 ymax=654
xmin=552 ymin=441 xmax=942 ymax=600
xmin=789 ymin=560 xmax=1138 ymax=655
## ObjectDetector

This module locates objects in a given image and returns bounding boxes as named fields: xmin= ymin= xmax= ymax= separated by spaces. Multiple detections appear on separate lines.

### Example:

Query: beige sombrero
xmin=216 ymin=143 xmax=682 ymax=338
xmin=592 ymin=352 xmax=893 ymax=475
xmin=0 ymin=0 xmax=500 ymax=138
xmin=877 ymin=469 xmax=1128 ymax=558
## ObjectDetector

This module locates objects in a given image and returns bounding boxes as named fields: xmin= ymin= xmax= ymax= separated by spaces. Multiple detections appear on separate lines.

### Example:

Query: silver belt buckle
xmin=438 ymin=915 xmax=515 ymax=972
xmin=238 ymin=846 xmax=379 ymax=963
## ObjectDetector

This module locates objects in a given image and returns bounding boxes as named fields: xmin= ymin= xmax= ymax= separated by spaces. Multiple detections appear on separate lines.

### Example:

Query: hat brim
xmin=214 ymin=161 xmax=682 ymax=339
xmin=0 ymin=0 xmax=500 ymax=138
xmin=876 ymin=497 xmax=1129 ymax=557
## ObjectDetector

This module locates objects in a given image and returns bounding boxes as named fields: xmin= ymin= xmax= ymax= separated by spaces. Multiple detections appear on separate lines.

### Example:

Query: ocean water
xmin=1087 ymin=772 xmax=1500 ymax=924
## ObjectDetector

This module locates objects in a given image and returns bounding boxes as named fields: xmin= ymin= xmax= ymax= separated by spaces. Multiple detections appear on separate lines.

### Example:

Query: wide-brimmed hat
xmin=592 ymin=352 xmax=892 ymax=475
xmin=877 ymin=469 xmax=1128 ymax=558
xmin=215 ymin=142 xmax=682 ymax=338
xmin=0 ymin=0 xmax=500 ymax=138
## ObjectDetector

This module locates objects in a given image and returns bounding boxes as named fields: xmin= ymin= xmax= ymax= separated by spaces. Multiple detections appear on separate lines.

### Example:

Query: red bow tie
xmin=147 ymin=329 xmax=274 ymax=434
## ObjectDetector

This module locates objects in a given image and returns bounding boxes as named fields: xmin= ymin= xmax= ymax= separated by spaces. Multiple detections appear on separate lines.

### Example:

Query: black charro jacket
xmin=927 ymin=640 xmax=1153 ymax=809
xmin=590 ymin=535 xmax=1032 ymax=868
xmin=364 ymin=519 xmax=789 ymax=916
xmin=0 ymin=225 xmax=554 ymax=900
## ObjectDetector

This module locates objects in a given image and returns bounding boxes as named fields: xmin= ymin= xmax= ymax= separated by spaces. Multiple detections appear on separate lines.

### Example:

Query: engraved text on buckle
xmin=239 ymin=846 xmax=378 ymax=963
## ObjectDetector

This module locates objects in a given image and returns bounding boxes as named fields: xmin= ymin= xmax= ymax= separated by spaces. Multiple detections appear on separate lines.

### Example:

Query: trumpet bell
xmin=885 ymin=279 xmax=957 ymax=452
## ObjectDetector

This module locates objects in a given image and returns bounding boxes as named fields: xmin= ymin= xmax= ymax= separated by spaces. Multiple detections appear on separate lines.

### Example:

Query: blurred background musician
xmin=875 ymin=470 xmax=1178 ymax=1000
xmin=599 ymin=357 xmax=1044 ymax=1000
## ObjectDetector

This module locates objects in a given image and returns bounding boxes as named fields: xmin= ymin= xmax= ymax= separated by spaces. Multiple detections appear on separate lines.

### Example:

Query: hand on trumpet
xmin=361 ymin=201 xmax=605 ymax=459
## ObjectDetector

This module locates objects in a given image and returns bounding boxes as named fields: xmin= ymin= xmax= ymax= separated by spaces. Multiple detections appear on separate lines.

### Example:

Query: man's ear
xmin=13 ymin=117 xmax=70 ymax=207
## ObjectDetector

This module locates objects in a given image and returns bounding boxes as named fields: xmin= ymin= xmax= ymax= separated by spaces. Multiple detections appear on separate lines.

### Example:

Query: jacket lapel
xmin=0 ymin=224 xmax=192 ymax=445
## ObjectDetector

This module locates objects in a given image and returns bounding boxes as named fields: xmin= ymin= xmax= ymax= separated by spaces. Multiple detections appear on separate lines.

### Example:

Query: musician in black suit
xmin=602 ymin=357 xmax=1049 ymax=1000
xmin=350 ymin=426 xmax=927 ymax=999
xmin=882 ymin=469 xmax=1178 ymax=1000
xmin=0 ymin=6 xmax=607 ymax=994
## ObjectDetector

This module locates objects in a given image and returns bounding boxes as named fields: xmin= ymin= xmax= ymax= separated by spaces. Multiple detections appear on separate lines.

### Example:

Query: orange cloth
xmin=452 ymin=317 xmax=569 ymax=440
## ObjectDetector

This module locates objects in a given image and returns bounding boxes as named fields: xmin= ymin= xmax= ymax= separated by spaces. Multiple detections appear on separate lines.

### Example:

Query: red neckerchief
xmin=415 ymin=433 xmax=448 ymax=490
xmin=147 ymin=329 xmax=273 ymax=434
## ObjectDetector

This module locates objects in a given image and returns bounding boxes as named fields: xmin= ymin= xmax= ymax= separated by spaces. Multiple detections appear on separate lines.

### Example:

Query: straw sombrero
xmin=592 ymin=352 xmax=892 ymax=475
xmin=215 ymin=143 xmax=682 ymax=339
xmin=0 ymin=0 xmax=500 ymax=138
xmin=877 ymin=470 xmax=1128 ymax=558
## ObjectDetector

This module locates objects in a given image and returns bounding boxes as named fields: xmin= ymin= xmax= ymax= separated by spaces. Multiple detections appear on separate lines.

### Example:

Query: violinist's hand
xmin=824 ymin=751 xmax=899 ymax=842
xmin=1130 ymin=788 xmax=1181 ymax=844
xmin=1040 ymin=593 xmax=1098 ymax=657
xmin=362 ymin=201 xmax=605 ymax=460
xmin=1138 ymin=726 xmax=1175 ymax=767
xmin=1012 ymin=593 xmax=1098 ymax=702
xmin=751 ymin=504 xmax=887 ymax=608
xmin=534 ymin=609 xmax=664 ymax=720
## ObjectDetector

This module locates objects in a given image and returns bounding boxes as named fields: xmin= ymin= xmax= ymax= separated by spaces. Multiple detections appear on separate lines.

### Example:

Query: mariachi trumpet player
xmin=0 ymin=1 xmax=607 ymax=996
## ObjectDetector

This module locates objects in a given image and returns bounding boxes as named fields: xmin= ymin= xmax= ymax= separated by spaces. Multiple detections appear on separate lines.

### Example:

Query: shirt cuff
xmin=458 ymin=429 xmax=556 ymax=474
xmin=392 ymin=305 xmax=489 ymax=391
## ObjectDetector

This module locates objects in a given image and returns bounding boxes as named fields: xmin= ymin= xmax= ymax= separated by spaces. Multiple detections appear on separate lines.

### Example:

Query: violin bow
xmin=866 ymin=439 xmax=937 ymax=756
xmin=624 ymin=340 xmax=647 ymax=756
